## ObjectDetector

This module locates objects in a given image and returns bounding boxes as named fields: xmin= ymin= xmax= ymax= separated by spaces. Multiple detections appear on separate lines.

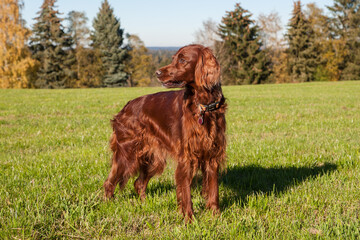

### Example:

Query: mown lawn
xmin=1 ymin=82 xmax=360 ymax=239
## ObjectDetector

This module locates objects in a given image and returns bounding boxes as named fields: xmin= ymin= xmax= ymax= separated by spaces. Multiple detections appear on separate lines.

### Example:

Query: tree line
xmin=1 ymin=0 xmax=359 ymax=89
xmin=196 ymin=0 xmax=360 ymax=84
xmin=0 ymin=0 xmax=166 ymax=88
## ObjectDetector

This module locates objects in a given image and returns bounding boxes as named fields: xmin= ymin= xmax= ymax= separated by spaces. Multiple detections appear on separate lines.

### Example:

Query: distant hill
xmin=147 ymin=46 xmax=180 ymax=51
xmin=147 ymin=47 xmax=178 ymax=66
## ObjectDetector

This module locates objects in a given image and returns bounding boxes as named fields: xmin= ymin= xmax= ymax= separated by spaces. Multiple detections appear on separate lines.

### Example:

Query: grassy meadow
xmin=1 ymin=82 xmax=360 ymax=239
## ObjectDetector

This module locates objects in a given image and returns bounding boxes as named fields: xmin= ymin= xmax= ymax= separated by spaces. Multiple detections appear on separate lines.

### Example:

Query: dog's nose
xmin=155 ymin=70 xmax=162 ymax=77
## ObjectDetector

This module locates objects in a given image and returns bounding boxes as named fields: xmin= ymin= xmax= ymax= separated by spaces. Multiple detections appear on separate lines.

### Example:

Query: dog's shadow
xmin=143 ymin=163 xmax=337 ymax=210
xmin=220 ymin=163 xmax=337 ymax=208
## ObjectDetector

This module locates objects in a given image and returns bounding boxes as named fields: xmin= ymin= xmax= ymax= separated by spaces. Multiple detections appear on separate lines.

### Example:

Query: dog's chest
xmin=183 ymin=113 xmax=222 ymax=153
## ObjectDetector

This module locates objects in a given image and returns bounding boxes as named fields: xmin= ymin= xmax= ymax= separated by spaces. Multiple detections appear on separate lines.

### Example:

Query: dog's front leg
xmin=175 ymin=162 xmax=194 ymax=221
xmin=205 ymin=162 xmax=220 ymax=214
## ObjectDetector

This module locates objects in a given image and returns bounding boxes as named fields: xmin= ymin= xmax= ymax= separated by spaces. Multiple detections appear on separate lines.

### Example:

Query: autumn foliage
xmin=0 ymin=0 xmax=37 ymax=88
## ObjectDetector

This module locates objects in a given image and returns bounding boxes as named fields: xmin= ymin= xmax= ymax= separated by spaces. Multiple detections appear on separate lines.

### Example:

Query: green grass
xmin=1 ymin=82 xmax=360 ymax=239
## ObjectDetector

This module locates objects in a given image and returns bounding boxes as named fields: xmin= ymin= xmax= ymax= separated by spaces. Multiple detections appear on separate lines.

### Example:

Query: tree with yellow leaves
xmin=125 ymin=34 xmax=154 ymax=87
xmin=0 ymin=0 xmax=37 ymax=88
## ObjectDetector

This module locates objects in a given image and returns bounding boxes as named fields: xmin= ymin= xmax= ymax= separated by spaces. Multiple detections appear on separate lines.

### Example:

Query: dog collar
xmin=198 ymin=99 xmax=222 ymax=125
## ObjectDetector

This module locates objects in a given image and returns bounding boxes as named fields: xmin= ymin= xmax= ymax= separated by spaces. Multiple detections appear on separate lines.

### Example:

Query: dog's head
xmin=156 ymin=44 xmax=220 ymax=89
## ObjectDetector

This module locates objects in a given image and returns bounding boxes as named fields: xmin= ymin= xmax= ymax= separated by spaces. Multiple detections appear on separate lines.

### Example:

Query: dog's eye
xmin=179 ymin=58 xmax=186 ymax=64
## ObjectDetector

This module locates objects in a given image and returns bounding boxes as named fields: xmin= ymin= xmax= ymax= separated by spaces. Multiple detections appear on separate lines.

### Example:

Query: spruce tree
xmin=286 ymin=1 xmax=318 ymax=82
xmin=92 ymin=0 xmax=128 ymax=87
xmin=218 ymin=3 xmax=270 ymax=85
xmin=328 ymin=0 xmax=360 ymax=80
xmin=30 ymin=0 xmax=75 ymax=88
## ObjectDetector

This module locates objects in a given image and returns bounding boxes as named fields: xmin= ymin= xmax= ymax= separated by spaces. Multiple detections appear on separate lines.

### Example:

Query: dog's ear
xmin=195 ymin=47 xmax=221 ymax=89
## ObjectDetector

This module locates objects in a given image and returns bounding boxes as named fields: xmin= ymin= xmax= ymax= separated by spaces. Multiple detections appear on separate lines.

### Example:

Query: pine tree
xmin=328 ymin=0 xmax=360 ymax=80
xmin=286 ymin=1 xmax=319 ymax=82
xmin=0 ymin=0 xmax=37 ymax=88
xmin=30 ymin=0 xmax=75 ymax=88
xmin=218 ymin=3 xmax=270 ymax=85
xmin=92 ymin=0 xmax=128 ymax=87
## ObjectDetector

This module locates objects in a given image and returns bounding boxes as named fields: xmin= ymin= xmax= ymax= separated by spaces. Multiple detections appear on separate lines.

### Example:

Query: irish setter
xmin=103 ymin=44 xmax=226 ymax=220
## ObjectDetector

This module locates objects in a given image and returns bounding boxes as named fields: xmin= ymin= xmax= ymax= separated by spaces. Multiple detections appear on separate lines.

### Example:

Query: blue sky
xmin=22 ymin=0 xmax=334 ymax=47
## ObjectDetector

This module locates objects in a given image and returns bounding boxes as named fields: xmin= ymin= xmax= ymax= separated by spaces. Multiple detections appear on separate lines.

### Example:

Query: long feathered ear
xmin=195 ymin=47 xmax=221 ymax=89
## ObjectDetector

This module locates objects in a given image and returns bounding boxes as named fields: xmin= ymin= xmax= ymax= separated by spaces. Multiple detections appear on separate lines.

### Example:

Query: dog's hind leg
xmin=134 ymin=161 xmax=152 ymax=201
xmin=103 ymin=138 xmax=136 ymax=199
xmin=103 ymin=150 xmax=129 ymax=199
xmin=134 ymin=154 xmax=166 ymax=201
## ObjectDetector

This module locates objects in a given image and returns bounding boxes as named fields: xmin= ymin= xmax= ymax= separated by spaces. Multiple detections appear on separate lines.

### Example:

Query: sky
xmin=22 ymin=0 xmax=334 ymax=47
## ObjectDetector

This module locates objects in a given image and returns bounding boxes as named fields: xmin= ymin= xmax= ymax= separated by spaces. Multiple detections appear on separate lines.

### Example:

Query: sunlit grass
xmin=1 ymin=81 xmax=360 ymax=239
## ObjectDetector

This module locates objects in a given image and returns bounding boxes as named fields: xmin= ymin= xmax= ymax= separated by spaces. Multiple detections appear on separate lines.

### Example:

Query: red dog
xmin=103 ymin=44 xmax=226 ymax=219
